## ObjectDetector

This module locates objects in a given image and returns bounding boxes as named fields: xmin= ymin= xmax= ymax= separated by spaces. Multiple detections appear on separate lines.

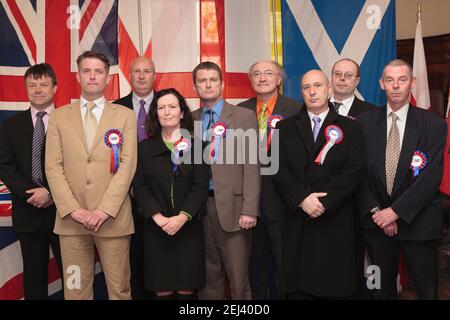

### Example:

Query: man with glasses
xmin=330 ymin=58 xmax=375 ymax=299
xmin=330 ymin=58 xmax=375 ymax=117
xmin=239 ymin=60 xmax=301 ymax=299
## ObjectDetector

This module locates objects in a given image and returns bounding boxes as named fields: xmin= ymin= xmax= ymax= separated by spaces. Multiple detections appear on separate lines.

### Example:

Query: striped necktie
xmin=31 ymin=111 xmax=46 ymax=186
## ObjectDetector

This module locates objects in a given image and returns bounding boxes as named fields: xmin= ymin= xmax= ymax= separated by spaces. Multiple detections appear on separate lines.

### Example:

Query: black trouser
xmin=129 ymin=213 xmax=152 ymax=300
xmin=364 ymin=228 xmax=438 ymax=300
xmin=15 ymin=215 xmax=62 ymax=300
xmin=249 ymin=217 xmax=284 ymax=300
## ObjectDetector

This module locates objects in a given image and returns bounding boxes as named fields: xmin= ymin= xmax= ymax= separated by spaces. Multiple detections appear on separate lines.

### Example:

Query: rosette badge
xmin=104 ymin=129 xmax=124 ymax=174
xmin=266 ymin=115 xmax=284 ymax=151
xmin=314 ymin=125 xmax=344 ymax=165
xmin=209 ymin=122 xmax=227 ymax=161
xmin=410 ymin=150 xmax=427 ymax=177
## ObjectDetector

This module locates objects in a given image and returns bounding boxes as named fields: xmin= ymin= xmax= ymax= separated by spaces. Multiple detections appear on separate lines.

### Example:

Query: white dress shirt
xmin=386 ymin=103 xmax=409 ymax=150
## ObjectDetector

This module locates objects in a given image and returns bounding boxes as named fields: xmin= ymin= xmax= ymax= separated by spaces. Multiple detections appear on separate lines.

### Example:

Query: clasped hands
xmin=152 ymin=212 xmax=188 ymax=236
xmin=26 ymin=187 xmax=53 ymax=208
xmin=372 ymin=207 xmax=399 ymax=237
xmin=299 ymin=192 xmax=327 ymax=218
xmin=71 ymin=208 xmax=110 ymax=232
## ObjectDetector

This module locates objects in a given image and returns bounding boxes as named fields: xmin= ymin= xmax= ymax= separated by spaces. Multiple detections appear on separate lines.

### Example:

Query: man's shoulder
xmin=237 ymin=97 xmax=257 ymax=109
xmin=1 ymin=109 xmax=29 ymax=127
xmin=113 ymin=92 xmax=133 ymax=108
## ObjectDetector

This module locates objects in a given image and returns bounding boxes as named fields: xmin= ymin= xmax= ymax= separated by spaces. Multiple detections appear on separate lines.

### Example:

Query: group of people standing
xmin=0 ymin=50 xmax=446 ymax=300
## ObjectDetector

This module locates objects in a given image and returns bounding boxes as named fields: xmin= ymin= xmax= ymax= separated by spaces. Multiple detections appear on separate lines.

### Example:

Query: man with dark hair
xmin=191 ymin=61 xmax=261 ymax=300
xmin=46 ymin=51 xmax=137 ymax=299
xmin=239 ymin=60 xmax=301 ymax=299
xmin=114 ymin=56 xmax=156 ymax=300
xmin=358 ymin=59 xmax=447 ymax=299
xmin=0 ymin=63 xmax=63 ymax=299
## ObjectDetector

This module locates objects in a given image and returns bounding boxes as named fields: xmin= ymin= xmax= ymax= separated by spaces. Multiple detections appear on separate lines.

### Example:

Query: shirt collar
xmin=132 ymin=90 xmax=154 ymax=107
xmin=386 ymin=103 xmax=409 ymax=121
xmin=80 ymin=96 xmax=105 ymax=110
xmin=256 ymin=92 xmax=278 ymax=115
xmin=330 ymin=95 xmax=354 ymax=112
xmin=307 ymin=108 xmax=330 ymax=123
xmin=202 ymin=99 xmax=224 ymax=118
xmin=30 ymin=104 xmax=55 ymax=117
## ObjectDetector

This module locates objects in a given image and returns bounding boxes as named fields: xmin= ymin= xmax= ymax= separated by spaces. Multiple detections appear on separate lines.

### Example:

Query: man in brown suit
xmin=45 ymin=51 xmax=137 ymax=300
xmin=191 ymin=61 xmax=261 ymax=300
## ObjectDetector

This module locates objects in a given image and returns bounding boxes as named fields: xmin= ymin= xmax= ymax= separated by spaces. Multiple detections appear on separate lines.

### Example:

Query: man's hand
xmin=26 ymin=188 xmax=53 ymax=208
xmin=299 ymin=192 xmax=327 ymax=218
xmin=70 ymin=208 xmax=91 ymax=226
xmin=85 ymin=209 xmax=110 ymax=232
xmin=372 ymin=207 xmax=399 ymax=229
xmin=382 ymin=221 xmax=398 ymax=237
xmin=152 ymin=212 xmax=169 ymax=228
xmin=162 ymin=214 xmax=188 ymax=236
xmin=239 ymin=215 xmax=257 ymax=229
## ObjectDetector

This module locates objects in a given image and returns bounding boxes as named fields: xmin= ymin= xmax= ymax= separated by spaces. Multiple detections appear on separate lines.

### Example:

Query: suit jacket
xmin=238 ymin=94 xmax=301 ymax=221
xmin=113 ymin=92 xmax=134 ymax=110
xmin=45 ymin=101 xmax=137 ymax=237
xmin=192 ymin=102 xmax=261 ymax=232
xmin=0 ymin=109 xmax=56 ymax=233
xmin=347 ymin=96 xmax=375 ymax=117
xmin=274 ymin=105 xmax=364 ymax=297
xmin=357 ymin=105 xmax=447 ymax=241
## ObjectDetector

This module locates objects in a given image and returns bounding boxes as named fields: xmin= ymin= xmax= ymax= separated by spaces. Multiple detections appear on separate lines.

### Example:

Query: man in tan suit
xmin=45 ymin=51 xmax=137 ymax=300
xmin=191 ymin=61 xmax=261 ymax=299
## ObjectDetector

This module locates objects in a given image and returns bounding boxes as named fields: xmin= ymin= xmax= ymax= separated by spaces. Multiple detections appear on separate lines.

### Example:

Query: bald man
xmin=114 ymin=56 xmax=156 ymax=300
xmin=273 ymin=70 xmax=364 ymax=299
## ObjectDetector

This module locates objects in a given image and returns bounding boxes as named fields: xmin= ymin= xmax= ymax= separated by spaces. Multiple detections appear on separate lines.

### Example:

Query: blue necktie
xmin=137 ymin=99 xmax=147 ymax=142
xmin=32 ymin=111 xmax=46 ymax=186
xmin=312 ymin=116 xmax=321 ymax=142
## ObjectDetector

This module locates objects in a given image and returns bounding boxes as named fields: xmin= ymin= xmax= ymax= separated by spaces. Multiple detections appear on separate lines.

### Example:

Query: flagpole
xmin=137 ymin=0 xmax=143 ymax=56
xmin=417 ymin=2 xmax=421 ymax=22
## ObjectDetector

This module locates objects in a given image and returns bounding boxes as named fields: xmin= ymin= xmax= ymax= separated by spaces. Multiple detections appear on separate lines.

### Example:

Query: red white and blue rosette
xmin=314 ymin=125 xmax=344 ymax=165
xmin=171 ymin=137 xmax=191 ymax=166
xmin=266 ymin=115 xmax=284 ymax=151
xmin=209 ymin=122 xmax=227 ymax=161
xmin=104 ymin=129 xmax=123 ymax=174
xmin=410 ymin=150 xmax=427 ymax=177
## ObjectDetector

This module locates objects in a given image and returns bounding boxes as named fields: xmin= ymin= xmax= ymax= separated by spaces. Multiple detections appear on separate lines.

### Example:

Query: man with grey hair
xmin=357 ymin=59 xmax=446 ymax=299
xmin=239 ymin=60 xmax=301 ymax=299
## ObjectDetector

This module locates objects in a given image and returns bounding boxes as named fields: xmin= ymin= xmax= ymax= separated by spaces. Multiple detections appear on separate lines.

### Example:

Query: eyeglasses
xmin=332 ymin=71 xmax=357 ymax=80
xmin=251 ymin=70 xmax=277 ymax=79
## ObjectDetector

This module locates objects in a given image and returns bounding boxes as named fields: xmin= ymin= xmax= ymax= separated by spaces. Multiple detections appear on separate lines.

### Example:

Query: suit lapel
xmin=374 ymin=106 xmax=388 ymax=190
xmin=392 ymin=106 xmax=419 ymax=195
xmin=90 ymin=102 xmax=119 ymax=154
xmin=219 ymin=102 xmax=233 ymax=129
xmin=68 ymin=101 xmax=90 ymax=153
xmin=295 ymin=109 xmax=314 ymax=157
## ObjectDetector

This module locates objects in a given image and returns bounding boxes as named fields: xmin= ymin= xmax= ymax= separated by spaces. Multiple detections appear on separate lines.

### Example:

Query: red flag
xmin=439 ymin=87 xmax=450 ymax=196
xmin=410 ymin=10 xmax=431 ymax=110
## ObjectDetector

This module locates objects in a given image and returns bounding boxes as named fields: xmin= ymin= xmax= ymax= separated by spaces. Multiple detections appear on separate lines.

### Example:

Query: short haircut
xmin=147 ymin=88 xmax=194 ymax=137
xmin=381 ymin=59 xmax=413 ymax=78
xmin=76 ymin=50 xmax=111 ymax=73
xmin=249 ymin=60 xmax=286 ymax=78
xmin=192 ymin=61 xmax=222 ymax=83
xmin=24 ymin=63 xmax=57 ymax=86
xmin=332 ymin=58 xmax=361 ymax=77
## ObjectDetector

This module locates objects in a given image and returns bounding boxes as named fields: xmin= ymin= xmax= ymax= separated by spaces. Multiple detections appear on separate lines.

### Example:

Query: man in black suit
xmin=357 ymin=59 xmax=447 ymax=300
xmin=238 ymin=60 xmax=301 ymax=299
xmin=114 ymin=56 xmax=155 ymax=300
xmin=330 ymin=58 xmax=375 ymax=117
xmin=0 ymin=63 xmax=62 ymax=299
xmin=274 ymin=70 xmax=364 ymax=299
xmin=330 ymin=58 xmax=375 ymax=298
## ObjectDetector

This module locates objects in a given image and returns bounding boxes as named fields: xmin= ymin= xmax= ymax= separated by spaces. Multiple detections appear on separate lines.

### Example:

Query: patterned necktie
xmin=385 ymin=112 xmax=400 ymax=195
xmin=84 ymin=102 xmax=98 ymax=151
xmin=137 ymin=99 xmax=147 ymax=143
xmin=204 ymin=109 xmax=216 ymax=143
xmin=333 ymin=102 xmax=342 ymax=114
xmin=312 ymin=116 xmax=321 ymax=142
xmin=258 ymin=103 xmax=268 ymax=139
xmin=31 ymin=111 xmax=46 ymax=186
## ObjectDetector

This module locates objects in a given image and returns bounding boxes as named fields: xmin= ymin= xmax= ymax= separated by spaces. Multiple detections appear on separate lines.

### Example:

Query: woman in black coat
xmin=133 ymin=88 xmax=209 ymax=300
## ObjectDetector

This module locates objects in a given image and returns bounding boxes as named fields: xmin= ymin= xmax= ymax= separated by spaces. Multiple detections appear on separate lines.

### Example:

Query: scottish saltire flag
xmin=281 ymin=0 xmax=396 ymax=106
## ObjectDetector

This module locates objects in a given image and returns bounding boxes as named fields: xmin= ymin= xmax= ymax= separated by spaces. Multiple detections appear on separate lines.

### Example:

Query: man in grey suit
xmin=239 ymin=60 xmax=301 ymax=299
xmin=191 ymin=61 xmax=261 ymax=300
